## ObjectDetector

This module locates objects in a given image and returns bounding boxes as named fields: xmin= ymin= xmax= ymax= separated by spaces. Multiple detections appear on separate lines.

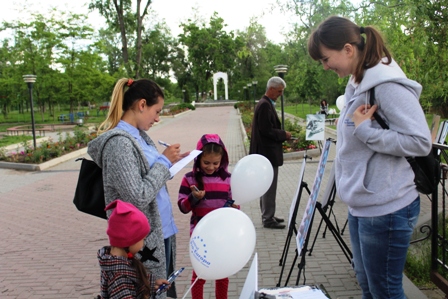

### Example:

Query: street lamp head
xmin=23 ymin=74 xmax=37 ymax=83
xmin=247 ymin=83 xmax=252 ymax=87
xmin=243 ymin=86 xmax=247 ymax=89
xmin=274 ymin=65 xmax=288 ymax=73
xmin=252 ymin=80 xmax=258 ymax=85
xmin=182 ymin=89 xmax=186 ymax=92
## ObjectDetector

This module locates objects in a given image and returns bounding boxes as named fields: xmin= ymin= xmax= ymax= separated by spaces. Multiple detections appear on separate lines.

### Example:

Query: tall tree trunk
xmin=112 ymin=0 xmax=131 ymax=76
xmin=134 ymin=0 xmax=152 ymax=79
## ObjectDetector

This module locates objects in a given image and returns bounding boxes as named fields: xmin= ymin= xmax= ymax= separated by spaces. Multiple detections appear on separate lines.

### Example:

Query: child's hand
xmin=231 ymin=203 xmax=240 ymax=209
xmin=191 ymin=185 xmax=206 ymax=200
xmin=155 ymin=278 xmax=170 ymax=290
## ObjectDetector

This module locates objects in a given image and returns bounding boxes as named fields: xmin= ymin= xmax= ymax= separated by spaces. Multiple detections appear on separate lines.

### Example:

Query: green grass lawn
xmin=0 ymin=108 xmax=107 ymax=133
xmin=0 ymin=135 xmax=36 ymax=147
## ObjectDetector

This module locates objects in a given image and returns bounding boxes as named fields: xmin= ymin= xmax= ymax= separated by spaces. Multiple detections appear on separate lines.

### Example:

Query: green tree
xmin=178 ymin=12 xmax=241 ymax=101
xmin=89 ymin=0 xmax=153 ymax=78
xmin=140 ymin=22 xmax=175 ymax=79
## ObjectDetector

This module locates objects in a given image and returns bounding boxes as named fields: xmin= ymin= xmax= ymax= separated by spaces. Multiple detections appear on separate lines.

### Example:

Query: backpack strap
xmin=369 ymin=87 xmax=389 ymax=130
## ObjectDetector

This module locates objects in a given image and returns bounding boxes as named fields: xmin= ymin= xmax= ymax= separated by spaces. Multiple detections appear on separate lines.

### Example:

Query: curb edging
xmin=0 ymin=147 xmax=87 ymax=171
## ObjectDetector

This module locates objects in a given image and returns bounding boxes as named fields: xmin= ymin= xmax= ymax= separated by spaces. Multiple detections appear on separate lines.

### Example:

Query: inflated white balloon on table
xmin=231 ymin=154 xmax=273 ymax=204
xmin=189 ymin=208 xmax=256 ymax=280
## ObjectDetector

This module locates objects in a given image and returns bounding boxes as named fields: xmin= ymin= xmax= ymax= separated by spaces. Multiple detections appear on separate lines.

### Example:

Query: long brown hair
xmin=307 ymin=16 xmax=392 ymax=83
xmin=98 ymin=78 xmax=164 ymax=134
xmin=129 ymin=254 xmax=152 ymax=299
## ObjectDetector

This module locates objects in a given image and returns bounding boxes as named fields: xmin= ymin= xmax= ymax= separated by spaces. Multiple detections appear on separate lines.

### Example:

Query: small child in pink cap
xmin=97 ymin=199 xmax=169 ymax=299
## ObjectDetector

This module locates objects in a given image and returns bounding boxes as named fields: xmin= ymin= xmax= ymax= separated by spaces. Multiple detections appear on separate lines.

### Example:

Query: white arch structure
xmin=213 ymin=72 xmax=229 ymax=100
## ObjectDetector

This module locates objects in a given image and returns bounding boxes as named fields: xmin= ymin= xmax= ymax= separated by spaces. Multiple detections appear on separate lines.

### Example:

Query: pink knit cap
xmin=105 ymin=200 xmax=150 ymax=248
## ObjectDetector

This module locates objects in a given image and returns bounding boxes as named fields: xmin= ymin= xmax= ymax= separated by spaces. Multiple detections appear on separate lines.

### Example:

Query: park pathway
xmin=0 ymin=105 xmax=437 ymax=298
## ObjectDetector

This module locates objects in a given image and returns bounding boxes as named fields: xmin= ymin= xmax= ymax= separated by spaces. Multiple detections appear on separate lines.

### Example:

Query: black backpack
xmin=73 ymin=158 xmax=107 ymax=219
xmin=369 ymin=88 xmax=440 ymax=195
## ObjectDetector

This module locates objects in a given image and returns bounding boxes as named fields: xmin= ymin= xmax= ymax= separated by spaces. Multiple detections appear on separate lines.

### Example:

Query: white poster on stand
xmin=239 ymin=253 xmax=258 ymax=299
xmin=306 ymin=114 xmax=325 ymax=140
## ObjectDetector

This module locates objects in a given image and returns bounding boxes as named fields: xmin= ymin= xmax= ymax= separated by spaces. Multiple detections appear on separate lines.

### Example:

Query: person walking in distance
xmin=249 ymin=77 xmax=292 ymax=229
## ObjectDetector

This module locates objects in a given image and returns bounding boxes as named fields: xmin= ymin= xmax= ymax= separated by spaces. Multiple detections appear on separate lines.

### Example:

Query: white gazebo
xmin=213 ymin=72 xmax=229 ymax=100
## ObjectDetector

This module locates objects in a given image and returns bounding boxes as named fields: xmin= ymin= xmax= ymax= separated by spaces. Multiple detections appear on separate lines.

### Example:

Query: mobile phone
xmin=155 ymin=267 xmax=185 ymax=296
xmin=223 ymin=199 xmax=235 ymax=207
xmin=192 ymin=185 xmax=206 ymax=200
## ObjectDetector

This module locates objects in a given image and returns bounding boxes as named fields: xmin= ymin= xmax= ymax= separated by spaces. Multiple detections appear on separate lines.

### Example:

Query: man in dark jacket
xmin=249 ymin=77 xmax=291 ymax=229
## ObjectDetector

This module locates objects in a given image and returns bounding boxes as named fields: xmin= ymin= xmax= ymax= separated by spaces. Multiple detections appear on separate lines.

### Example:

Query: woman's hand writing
xmin=162 ymin=143 xmax=182 ymax=164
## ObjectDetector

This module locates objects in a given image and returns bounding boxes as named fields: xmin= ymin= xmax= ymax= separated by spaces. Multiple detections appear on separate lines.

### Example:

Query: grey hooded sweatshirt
xmin=336 ymin=58 xmax=432 ymax=217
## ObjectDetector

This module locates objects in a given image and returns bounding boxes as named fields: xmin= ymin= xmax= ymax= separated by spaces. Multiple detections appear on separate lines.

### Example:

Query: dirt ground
xmin=421 ymin=287 xmax=446 ymax=298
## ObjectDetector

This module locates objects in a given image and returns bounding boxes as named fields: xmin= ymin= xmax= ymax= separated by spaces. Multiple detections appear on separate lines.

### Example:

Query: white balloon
xmin=231 ymin=154 xmax=273 ymax=204
xmin=189 ymin=208 xmax=256 ymax=280
xmin=336 ymin=95 xmax=345 ymax=111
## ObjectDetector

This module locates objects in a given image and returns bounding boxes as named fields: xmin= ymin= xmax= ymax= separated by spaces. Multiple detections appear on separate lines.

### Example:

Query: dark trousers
xmin=260 ymin=166 xmax=279 ymax=223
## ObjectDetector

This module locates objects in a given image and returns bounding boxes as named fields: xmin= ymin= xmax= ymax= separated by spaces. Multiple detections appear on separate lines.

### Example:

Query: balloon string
xmin=181 ymin=275 xmax=200 ymax=299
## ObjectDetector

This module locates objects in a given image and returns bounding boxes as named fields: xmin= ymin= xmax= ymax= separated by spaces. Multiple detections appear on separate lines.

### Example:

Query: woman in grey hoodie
xmin=88 ymin=78 xmax=186 ymax=298
xmin=308 ymin=16 xmax=432 ymax=299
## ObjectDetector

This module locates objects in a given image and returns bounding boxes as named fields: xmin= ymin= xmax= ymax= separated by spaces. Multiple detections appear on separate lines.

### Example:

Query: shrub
xmin=161 ymin=103 xmax=195 ymax=116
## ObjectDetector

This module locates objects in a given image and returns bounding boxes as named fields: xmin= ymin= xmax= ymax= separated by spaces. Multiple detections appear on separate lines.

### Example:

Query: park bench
xmin=6 ymin=126 xmax=51 ymax=136
xmin=325 ymin=118 xmax=336 ymax=125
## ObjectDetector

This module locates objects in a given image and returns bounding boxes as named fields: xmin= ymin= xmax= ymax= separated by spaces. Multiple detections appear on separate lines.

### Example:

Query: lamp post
xmin=243 ymin=86 xmax=247 ymax=102
xmin=182 ymin=89 xmax=186 ymax=103
xmin=274 ymin=65 xmax=288 ymax=130
xmin=252 ymin=80 xmax=257 ymax=111
xmin=23 ymin=74 xmax=37 ymax=149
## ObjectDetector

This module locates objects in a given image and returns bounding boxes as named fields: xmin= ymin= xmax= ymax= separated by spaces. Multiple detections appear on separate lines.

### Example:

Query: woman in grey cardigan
xmin=88 ymin=78 xmax=186 ymax=298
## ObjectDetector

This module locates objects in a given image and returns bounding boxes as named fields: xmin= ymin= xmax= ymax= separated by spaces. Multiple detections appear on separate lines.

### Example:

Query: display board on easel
xmin=296 ymin=139 xmax=331 ymax=257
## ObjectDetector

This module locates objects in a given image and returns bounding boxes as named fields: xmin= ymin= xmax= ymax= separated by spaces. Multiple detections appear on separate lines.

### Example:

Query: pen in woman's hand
xmin=158 ymin=140 xmax=171 ymax=147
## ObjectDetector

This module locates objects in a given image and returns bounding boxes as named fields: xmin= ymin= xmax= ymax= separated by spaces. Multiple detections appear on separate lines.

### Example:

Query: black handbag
xmin=369 ymin=88 xmax=439 ymax=195
xmin=73 ymin=158 xmax=107 ymax=219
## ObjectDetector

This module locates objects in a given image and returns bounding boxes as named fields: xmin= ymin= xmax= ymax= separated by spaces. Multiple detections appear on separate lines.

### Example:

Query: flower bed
xmin=0 ymin=127 xmax=96 ymax=164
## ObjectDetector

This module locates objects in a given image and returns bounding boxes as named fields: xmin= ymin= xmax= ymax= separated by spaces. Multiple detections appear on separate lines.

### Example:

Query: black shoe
xmin=263 ymin=221 xmax=285 ymax=229
xmin=273 ymin=216 xmax=284 ymax=223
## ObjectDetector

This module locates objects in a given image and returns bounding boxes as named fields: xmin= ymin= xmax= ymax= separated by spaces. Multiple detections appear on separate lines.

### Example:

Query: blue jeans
xmin=348 ymin=197 xmax=420 ymax=299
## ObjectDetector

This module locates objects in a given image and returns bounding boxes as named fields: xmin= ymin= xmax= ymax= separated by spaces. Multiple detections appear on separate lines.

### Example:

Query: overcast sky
xmin=1 ymin=0 xmax=296 ymax=44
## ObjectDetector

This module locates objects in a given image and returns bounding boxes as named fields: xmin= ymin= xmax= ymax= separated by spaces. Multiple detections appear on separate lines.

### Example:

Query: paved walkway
xmin=0 ymin=105 xmax=437 ymax=298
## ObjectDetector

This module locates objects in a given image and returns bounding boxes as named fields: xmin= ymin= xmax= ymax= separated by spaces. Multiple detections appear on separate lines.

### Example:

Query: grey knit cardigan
xmin=88 ymin=129 xmax=171 ymax=285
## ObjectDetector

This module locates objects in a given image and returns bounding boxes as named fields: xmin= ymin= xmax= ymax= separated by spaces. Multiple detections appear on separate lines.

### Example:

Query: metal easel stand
xmin=276 ymin=156 xmax=311 ymax=287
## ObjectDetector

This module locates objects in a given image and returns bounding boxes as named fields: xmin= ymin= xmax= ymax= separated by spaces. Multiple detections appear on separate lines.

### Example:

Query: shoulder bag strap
xmin=369 ymin=87 xmax=389 ymax=130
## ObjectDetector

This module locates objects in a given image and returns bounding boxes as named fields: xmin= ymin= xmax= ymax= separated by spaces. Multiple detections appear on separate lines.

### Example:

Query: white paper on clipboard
xmin=169 ymin=149 xmax=202 ymax=176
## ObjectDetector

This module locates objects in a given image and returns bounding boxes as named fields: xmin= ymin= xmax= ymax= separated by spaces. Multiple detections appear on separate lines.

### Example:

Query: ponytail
xmin=354 ymin=26 xmax=392 ymax=83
